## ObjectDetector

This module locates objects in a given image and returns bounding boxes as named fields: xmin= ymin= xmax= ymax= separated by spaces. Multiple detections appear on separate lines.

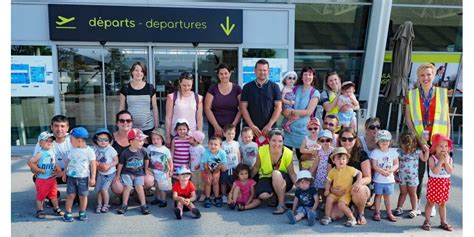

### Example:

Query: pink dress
xmin=171 ymin=92 xmax=199 ymax=136
xmin=234 ymin=179 xmax=256 ymax=205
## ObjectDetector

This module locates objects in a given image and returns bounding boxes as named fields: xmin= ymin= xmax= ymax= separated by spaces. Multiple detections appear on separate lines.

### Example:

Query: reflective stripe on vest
xmin=408 ymin=87 xmax=449 ymax=140
xmin=258 ymin=145 xmax=293 ymax=178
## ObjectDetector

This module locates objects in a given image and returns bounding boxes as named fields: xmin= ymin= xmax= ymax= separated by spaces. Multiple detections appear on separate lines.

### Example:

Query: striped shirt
xmin=173 ymin=136 xmax=191 ymax=173
xmin=120 ymin=83 xmax=155 ymax=131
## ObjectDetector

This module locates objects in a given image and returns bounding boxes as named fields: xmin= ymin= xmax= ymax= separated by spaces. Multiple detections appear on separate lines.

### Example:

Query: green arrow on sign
xmin=220 ymin=16 xmax=235 ymax=36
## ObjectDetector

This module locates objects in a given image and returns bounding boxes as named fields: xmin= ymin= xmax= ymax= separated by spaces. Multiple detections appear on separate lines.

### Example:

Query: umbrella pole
xmin=386 ymin=103 xmax=393 ymax=130
xmin=396 ymin=103 xmax=403 ymax=141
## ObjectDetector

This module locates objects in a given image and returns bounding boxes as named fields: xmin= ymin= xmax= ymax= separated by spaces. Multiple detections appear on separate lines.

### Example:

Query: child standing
xmin=393 ymin=131 xmax=428 ymax=218
xmin=370 ymin=130 xmax=399 ymax=222
xmin=422 ymin=134 xmax=454 ymax=232
xmin=171 ymin=118 xmax=191 ymax=175
xmin=220 ymin=124 xmax=241 ymax=204
xmin=280 ymin=71 xmax=298 ymax=132
xmin=62 ymin=127 xmax=97 ymax=222
xmin=299 ymin=118 xmax=321 ymax=170
xmin=93 ymin=128 xmax=118 ymax=213
xmin=27 ymin=131 xmax=64 ymax=219
xmin=227 ymin=164 xmax=257 ymax=211
xmin=287 ymin=170 xmax=318 ymax=226
xmin=337 ymin=81 xmax=359 ymax=130
xmin=115 ymin=128 xmax=151 ymax=215
xmin=147 ymin=128 xmax=172 ymax=207
xmin=173 ymin=166 xmax=201 ymax=219
xmin=239 ymin=127 xmax=258 ymax=170
xmin=320 ymin=147 xmax=361 ymax=227
xmin=309 ymin=129 xmax=334 ymax=209
xmin=201 ymin=136 xmax=227 ymax=208
xmin=188 ymin=130 xmax=206 ymax=202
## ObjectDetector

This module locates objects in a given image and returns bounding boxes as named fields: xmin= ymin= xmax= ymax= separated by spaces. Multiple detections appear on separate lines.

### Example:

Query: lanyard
xmin=420 ymin=87 xmax=433 ymax=127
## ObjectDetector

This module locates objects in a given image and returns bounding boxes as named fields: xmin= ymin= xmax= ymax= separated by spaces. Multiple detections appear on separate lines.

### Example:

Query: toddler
xmin=309 ymin=129 xmax=334 ymax=208
xmin=201 ymin=136 xmax=227 ymax=208
xmin=320 ymin=147 xmax=361 ymax=227
xmin=422 ymin=134 xmax=454 ymax=232
xmin=239 ymin=127 xmax=258 ymax=170
xmin=62 ymin=127 xmax=97 ymax=222
xmin=393 ymin=132 xmax=428 ymax=218
xmin=93 ymin=128 xmax=118 ymax=213
xmin=370 ymin=130 xmax=399 ymax=222
xmin=287 ymin=170 xmax=318 ymax=226
xmin=188 ymin=130 xmax=206 ymax=202
xmin=171 ymin=118 xmax=191 ymax=175
xmin=115 ymin=128 xmax=150 ymax=215
xmin=280 ymin=71 xmax=298 ymax=132
xmin=220 ymin=124 xmax=241 ymax=203
xmin=147 ymin=128 xmax=172 ymax=207
xmin=299 ymin=118 xmax=321 ymax=170
xmin=337 ymin=81 xmax=359 ymax=129
xmin=27 ymin=131 xmax=64 ymax=219
xmin=227 ymin=164 xmax=257 ymax=211
xmin=173 ymin=166 xmax=201 ymax=220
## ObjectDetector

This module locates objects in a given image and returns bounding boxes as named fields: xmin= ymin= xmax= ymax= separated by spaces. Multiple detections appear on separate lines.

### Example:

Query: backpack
xmin=123 ymin=83 xmax=155 ymax=110
xmin=292 ymin=85 xmax=318 ymax=118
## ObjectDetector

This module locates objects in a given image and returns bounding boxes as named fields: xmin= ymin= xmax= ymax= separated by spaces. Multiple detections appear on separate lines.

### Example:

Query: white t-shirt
xmin=189 ymin=144 xmax=205 ymax=171
xmin=222 ymin=140 xmax=240 ymax=169
xmin=94 ymin=145 xmax=118 ymax=175
xmin=66 ymin=146 xmax=96 ymax=178
xmin=240 ymin=141 xmax=258 ymax=168
xmin=370 ymin=148 xmax=398 ymax=184
xmin=147 ymin=145 xmax=172 ymax=173
xmin=34 ymin=136 xmax=73 ymax=169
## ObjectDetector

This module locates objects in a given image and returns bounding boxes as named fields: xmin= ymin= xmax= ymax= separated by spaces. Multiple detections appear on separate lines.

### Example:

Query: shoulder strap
xmin=309 ymin=87 xmax=317 ymax=117
xmin=292 ymin=85 xmax=299 ymax=94
xmin=194 ymin=92 xmax=199 ymax=123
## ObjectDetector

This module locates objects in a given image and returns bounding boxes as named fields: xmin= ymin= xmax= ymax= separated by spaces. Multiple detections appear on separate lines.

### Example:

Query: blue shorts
xmin=66 ymin=176 xmax=89 ymax=196
xmin=95 ymin=173 xmax=115 ymax=191
xmin=374 ymin=182 xmax=394 ymax=195
xmin=296 ymin=206 xmax=313 ymax=217
xmin=122 ymin=174 xmax=145 ymax=187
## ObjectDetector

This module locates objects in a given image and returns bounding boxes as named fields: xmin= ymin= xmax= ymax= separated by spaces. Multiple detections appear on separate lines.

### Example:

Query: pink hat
xmin=430 ymin=133 xmax=453 ymax=154
xmin=128 ymin=128 xmax=148 ymax=140
xmin=307 ymin=118 xmax=320 ymax=128
xmin=189 ymin=130 xmax=205 ymax=144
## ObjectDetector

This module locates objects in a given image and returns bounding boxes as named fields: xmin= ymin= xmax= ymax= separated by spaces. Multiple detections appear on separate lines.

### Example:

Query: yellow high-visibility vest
xmin=408 ymin=87 xmax=449 ymax=141
xmin=258 ymin=145 xmax=293 ymax=178
xmin=327 ymin=90 xmax=339 ymax=116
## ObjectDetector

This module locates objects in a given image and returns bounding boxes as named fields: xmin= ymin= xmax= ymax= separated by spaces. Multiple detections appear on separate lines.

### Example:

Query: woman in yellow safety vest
xmin=249 ymin=129 xmax=297 ymax=214
xmin=404 ymin=63 xmax=450 ymax=217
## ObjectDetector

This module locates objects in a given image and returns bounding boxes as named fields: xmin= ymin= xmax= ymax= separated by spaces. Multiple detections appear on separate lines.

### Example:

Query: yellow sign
xmin=56 ymin=16 xmax=76 ymax=29
xmin=220 ymin=16 xmax=235 ymax=36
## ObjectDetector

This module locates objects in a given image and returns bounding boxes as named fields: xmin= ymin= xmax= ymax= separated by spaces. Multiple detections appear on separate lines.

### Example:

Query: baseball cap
xmin=317 ymin=129 xmax=333 ymax=140
xmin=128 ymin=128 xmax=148 ymax=140
xmin=38 ymin=131 xmax=55 ymax=142
xmin=330 ymin=147 xmax=351 ymax=161
xmin=430 ymin=133 xmax=453 ymax=154
xmin=189 ymin=130 xmax=205 ymax=144
xmin=175 ymin=118 xmax=190 ymax=129
xmin=307 ymin=118 xmax=320 ymax=128
xmin=176 ymin=166 xmax=192 ymax=175
xmin=375 ymin=130 xmax=392 ymax=143
xmin=70 ymin=127 xmax=89 ymax=139
xmin=149 ymin=128 xmax=166 ymax=144
xmin=296 ymin=170 xmax=313 ymax=182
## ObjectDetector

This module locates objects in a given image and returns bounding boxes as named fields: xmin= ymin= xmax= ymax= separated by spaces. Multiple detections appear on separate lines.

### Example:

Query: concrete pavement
xmin=11 ymin=146 xmax=463 ymax=236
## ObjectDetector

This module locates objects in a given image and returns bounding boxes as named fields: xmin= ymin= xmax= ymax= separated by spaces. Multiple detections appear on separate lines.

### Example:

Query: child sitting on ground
xmin=28 ymin=131 xmax=64 ymax=219
xmin=239 ymin=127 xmax=258 ymax=170
xmin=62 ymin=127 xmax=97 ymax=222
xmin=221 ymin=124 xmax=241 ymax=204
xmin=227 ymin=164 xmax=257 ymax=211
xmin=201 ymin=136 xmax=227 ymax=208
xmin=321 ymin=147 xmax=361 ymax=227
xmin=93 ymin=128 xmax=118 ymax=213
xmin=188 ymin=130 xmax=206 ymax=202
xmin=173 ymin=166 xmax=201 ymax=220
xmin=287 ymin=170 xmax=318 ymax=226
xmin=337 ymin=81 xmax=359 ymax=130
xmin=147 ymin=128 xmax=172 ymax=207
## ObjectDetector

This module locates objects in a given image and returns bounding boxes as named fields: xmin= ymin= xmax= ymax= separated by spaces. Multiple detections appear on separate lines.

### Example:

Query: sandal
xmin=52 ymin=208 xmax=64 ymax=216
xmin=439 ymin=222 xmax=454 ymax=232
xmin=237 ymin=204 xmax=246 ymax=212
xmin=393 ymin=207 xmax=403 ymax=216
xmin=96 ymin=205 xmax=102 ymax=214
xmin=320 ymin=216 xmax=332 ymax=225
xmin=272 ymin=205 xmax=287 ymax=215
xmin=345 ymin=218 xmax=357 ymax=227
xmin=422 ymin=220 xmax=431 ymax=231
xmin=408 ymin=210 xmax=417 ymax=219
xmin=372 ymin=212 xmax=381 ymax=221
xmin=36 ymin=210 xmax=46 ymax=219
xmin=101 ymin=205 xmax=110 ymax=213
xmin=357 ymin=213 xmax=367 ymax=225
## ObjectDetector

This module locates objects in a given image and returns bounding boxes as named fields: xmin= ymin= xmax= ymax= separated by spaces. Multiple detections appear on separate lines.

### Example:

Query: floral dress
xmin=396 ymin=149 xmax=420 ymax=187
xmin=314 ymin=147 xmax=334 ymax=189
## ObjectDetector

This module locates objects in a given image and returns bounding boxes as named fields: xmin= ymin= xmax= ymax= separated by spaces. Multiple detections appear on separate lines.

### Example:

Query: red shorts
xmin=426 ymin=177 xmax=450 ymax=205
xmin=35 ymin=177 xmax=58 ymax=201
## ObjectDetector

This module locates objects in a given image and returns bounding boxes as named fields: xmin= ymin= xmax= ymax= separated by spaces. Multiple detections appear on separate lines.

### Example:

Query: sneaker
xmin=191 ymin=208 xmax=201 ymax=219
xmin=307 ymin=210 xmax=316 ymax=226
xmin=117 ymin=204 xmax=128 ymax=214
xmin=431 ymin=206 xmax=436 ymax=217
xmin=394 ymin=207 xmax=404 ymax=216
xmin=158 ymin=200 xmax=168 ymax=208
xmin=78 ymin=211 xmax=88 ymax=221
xmin=141 ymin=205 xmax=151 ymax=215
xmin=214 ymin=196 xmax=223 ymax=207
xmin=204 ymin=198 xmax=212 ymax=208
xmin=174 ymin=208 xmax=182 ymax=220
xmin=287 ymin=211 xmax=296 ymax=224
xmin=345 ymin=218 xmax=357 ymax=227
xmin=63 ymin=211 xmax=74 ymax=222
xmin=320 ymin=216 xmax=332 ymax=225
xmin=222 ymin=195 xmax=228 ymax=204
xmin=415 ymin=201 xmax=422 ymax=215
xmin=150 ymin=199 xmax=160 ymax=205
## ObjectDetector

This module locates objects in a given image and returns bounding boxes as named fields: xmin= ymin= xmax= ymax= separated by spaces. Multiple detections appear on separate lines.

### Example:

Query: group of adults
xmin=35 ymin=60 xmax=451 ymax=224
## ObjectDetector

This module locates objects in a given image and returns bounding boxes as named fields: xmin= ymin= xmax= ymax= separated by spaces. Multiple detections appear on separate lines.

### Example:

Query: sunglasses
xmin=324 ymin=122 xmax=336 ymax=127
xmin=97 ymin=138 xmax=110 ymax=142
xmin=308 ymin=127 xmax=319 ymax=131
xmin=319 ymin=138 xmax=331 ymax=143
xmin=287 ymin=76 xmax=296 ymax=80
xmin=340 ymin=137 xmax=355 ymax=142
xmin=119 ymin=119 xmax=132 ymax=124
xmin=368 ymin=125 xmax=381 ymax=130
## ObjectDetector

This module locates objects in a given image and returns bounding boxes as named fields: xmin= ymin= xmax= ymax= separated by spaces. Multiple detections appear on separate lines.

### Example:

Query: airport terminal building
xmin=11 ymin=0 xmax=462 ymax=145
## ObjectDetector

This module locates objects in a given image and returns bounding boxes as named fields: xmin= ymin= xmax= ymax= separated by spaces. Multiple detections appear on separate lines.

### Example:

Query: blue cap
xmin=70 ymin=127 xmax=89 ymax=139
xmin=317 ymin=129 xmax=333 ymax=140
xmin=95 ymin=128 xmax=111 ymax=136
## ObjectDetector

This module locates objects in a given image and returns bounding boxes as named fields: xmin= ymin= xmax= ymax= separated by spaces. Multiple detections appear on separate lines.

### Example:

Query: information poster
xmin=11 ymin=56 xmax=54 ymax=97
xmin=242 ymin=58 xmax=288 ymax=85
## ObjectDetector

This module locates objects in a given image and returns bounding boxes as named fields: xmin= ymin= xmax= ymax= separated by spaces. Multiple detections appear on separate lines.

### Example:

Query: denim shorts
xmin=122 ymin=174 xmax=145 ymax=187
xmin=296 ymin=206 xmax=313 ymax=217
xmin=374 ymin=182 xmax=394 ymax=195
xmin=66 ymin=176 xmax=89 ymax=196
xmin=95 ymin=173 xmax=115 ymax=191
